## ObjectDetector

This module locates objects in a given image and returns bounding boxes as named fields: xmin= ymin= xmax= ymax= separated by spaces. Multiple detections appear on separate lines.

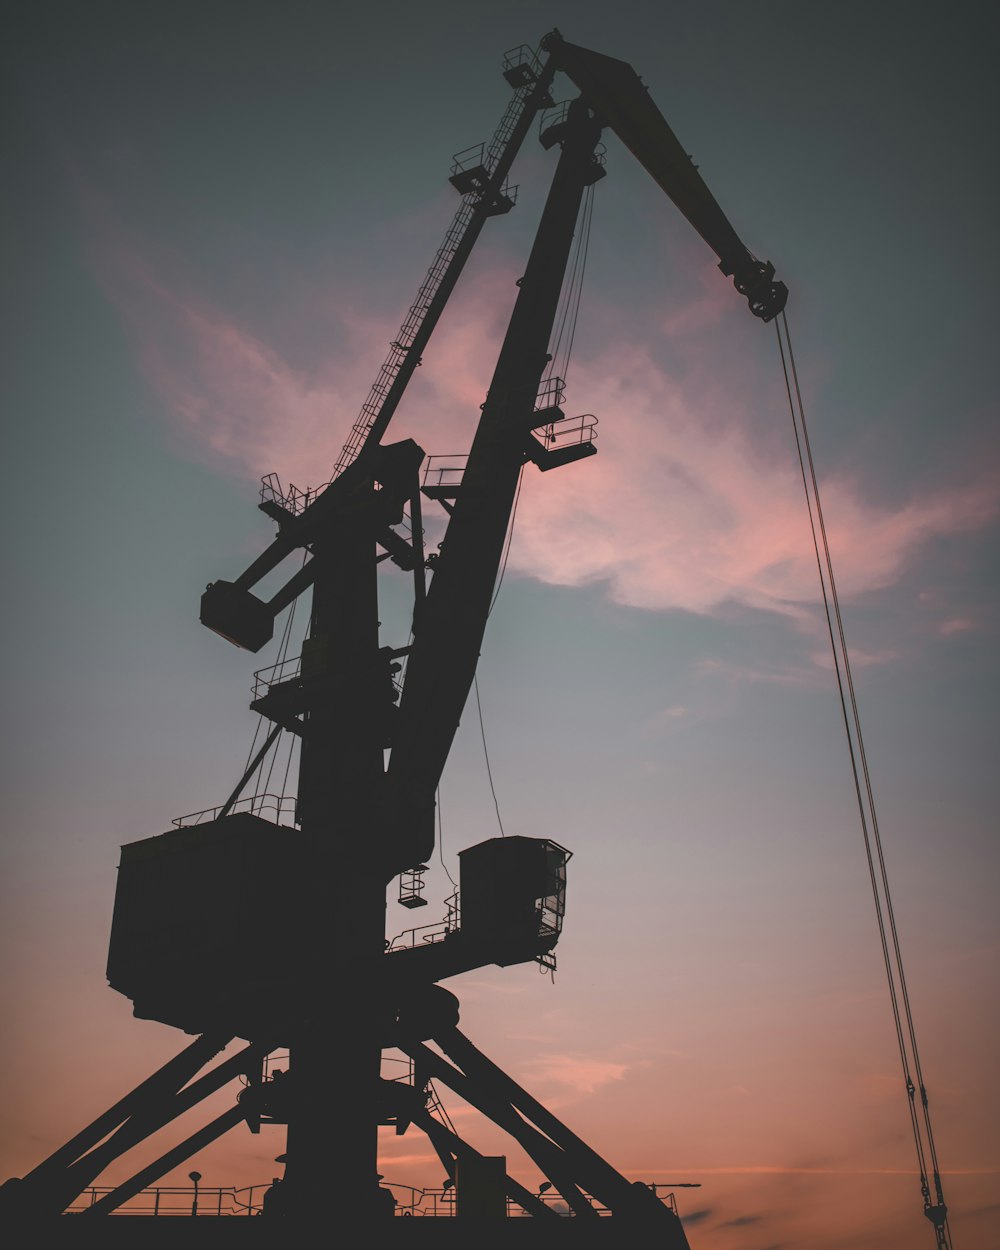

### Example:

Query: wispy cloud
xmin=372 ymin=1145 xmax=440 ymax=1167
xmin=80 ymin=197 xmax=384 ymax=484
xmin=510 ymin=341 xmax=998 ymax=616
xmin=679 ymin=1206 xmax=715 ymax=1226
xmin=83 ymin=195 xmax=999 ymax=630
xmin=645 ymin=704 xmax=689 ymax=730
xmin=519 ymin=1053 xmax=630 ymax=1098
xmin=694 ymin=657 xmax=821 ymax=687
xmin=937 ymin=617 xmax=976 ymax=636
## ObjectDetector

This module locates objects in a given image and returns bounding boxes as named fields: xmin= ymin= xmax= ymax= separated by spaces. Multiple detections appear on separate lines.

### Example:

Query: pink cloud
xmin=84 ymin=195 xmax=513 ymax=489
xmin=87 ymin=238 xmax=385 ymax=484
xmin=520 ymin=1053 xmax=630 ymax=1098
xmin=657 ymin=256 xmax=737 ymax=338
xmin=85 ymin=209 xmax=999 ymax=626
xmin=371 ymin=1143 xmax=440 ymax=1168
xmin=938 ymin=617 xmax=976 ymax=636
xmin=695 ymin=658 xmax=822 ymax=687
xmin=508 ymin=342 xmax=998 ymax=617
xmin=807 ymin=645 xmax=902 ymax=671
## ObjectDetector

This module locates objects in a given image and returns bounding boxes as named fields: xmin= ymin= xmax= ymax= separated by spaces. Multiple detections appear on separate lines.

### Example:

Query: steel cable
xmin=776 ymin=311 xmax=951 ymax=1247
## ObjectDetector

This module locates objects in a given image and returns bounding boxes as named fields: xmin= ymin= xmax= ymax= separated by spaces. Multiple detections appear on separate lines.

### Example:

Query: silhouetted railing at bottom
xmin=65 ymin=1182 xmax=681 ymax=1217
xmin=65 ymin=1184 xmax=266 ymax=1216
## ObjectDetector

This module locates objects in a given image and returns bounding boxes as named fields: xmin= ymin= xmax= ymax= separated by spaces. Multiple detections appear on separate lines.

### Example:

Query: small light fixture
xmin=189 ymin=1170 xmax=202 ymax=1217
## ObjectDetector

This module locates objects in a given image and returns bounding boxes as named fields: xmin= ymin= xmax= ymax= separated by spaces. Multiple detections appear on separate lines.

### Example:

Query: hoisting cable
xmin=544 ymin=180 xmax=596 ymax=388
xmin=558 ymin=180 xmax=596 ymax=380
xmin=489 ymin=183 xmax=594 ymax=622
xmin=488 ymin=466 xmax=524 ymax=618
xmin=478 ymin=182 xmax=597 ymax=833
xmin=775 ymin=310 xmax=952 ymax=1248
xmin=259 ymin=721 xmax=284 ymax=810
xmin=474 ymin=675 xmax=505 ymax=837
xmin=436 ymin=786 xmax=458 ymax=889
xmin=278 ymin=725 xmax=298 ymax=822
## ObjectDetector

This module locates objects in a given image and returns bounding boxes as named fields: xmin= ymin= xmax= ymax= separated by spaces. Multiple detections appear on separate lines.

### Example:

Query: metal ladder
xmin=331 ymin=48 xmax=554 ymax=481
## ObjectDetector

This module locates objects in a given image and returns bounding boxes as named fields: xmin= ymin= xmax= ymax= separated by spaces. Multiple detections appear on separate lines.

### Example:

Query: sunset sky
xmin=2 ymin=2 xmax=998 ymax=1245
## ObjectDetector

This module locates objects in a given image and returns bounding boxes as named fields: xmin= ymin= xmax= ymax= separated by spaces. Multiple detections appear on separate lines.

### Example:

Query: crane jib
xmin=542 ymin=30 xmax=787 ymax=321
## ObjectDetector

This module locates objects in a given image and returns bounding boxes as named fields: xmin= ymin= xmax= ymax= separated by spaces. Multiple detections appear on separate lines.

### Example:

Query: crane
xmin=2 ymin=32 xmax=785 ymax=1234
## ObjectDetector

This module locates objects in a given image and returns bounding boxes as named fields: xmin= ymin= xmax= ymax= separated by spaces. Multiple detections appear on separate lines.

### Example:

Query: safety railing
xmin=65 ymin=1179 xmax=682 ymax=1218
xmin=171 ymin=793 xmax=296 ymax=829
xmin=260 ymin=477 xmax=420 ymax=549
xmin=253 ymin=652 xmax=404 ymax=705
xmin=66 ymin=1184 xmax=266 ymax=1216
xmin=378 ymin=1183 xmax=680 ymax=1218
xmin=387 ymin=919 xmax=452 ymax=953
xmin=260 ymin=472 xmax=319 ymax=517
xmin=422 ymin=454 xmax=468 ymax=495
xmin=539 ymin=99 xmax=572 ymax=136
xmin=450 ymin=142 xmax=485 ymax=180
xmin=535 ymin=374 xmax=566 ymax=411
xmin=388 ymin=892 xmax=460 ymax=952
xmin=535 ymin=412 xmax=598 ymax=450
xmin=252 ymin=654 xmax=301 ymax=702
xmin=502 ymin=43 xmax=544 ymax=79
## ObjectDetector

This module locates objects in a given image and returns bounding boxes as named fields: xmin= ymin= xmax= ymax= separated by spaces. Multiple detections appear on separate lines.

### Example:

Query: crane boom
xmin=543 ymin=31 xmax=787 ymax=320
xmin=382 ymin=37 xmax=787 ymax=868
xmin=381 ymin=101 xmax=606 ymax=872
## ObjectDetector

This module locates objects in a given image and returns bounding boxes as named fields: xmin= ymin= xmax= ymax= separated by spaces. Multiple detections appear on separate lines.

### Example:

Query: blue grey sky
xmin=2 ymin=2 xmax=997 ymax=1244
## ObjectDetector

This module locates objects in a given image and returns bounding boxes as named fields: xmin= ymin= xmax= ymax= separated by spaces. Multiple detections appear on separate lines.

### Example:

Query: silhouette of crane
xmin=1 ymin=32 xmax=785 ymax=1235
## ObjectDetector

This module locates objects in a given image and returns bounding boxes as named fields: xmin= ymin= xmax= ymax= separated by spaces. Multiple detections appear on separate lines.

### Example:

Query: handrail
xmin=66 ymin=1178 xmax=683 ymax=1217
xmin=171 ymin=793 xmax=296 ymax=829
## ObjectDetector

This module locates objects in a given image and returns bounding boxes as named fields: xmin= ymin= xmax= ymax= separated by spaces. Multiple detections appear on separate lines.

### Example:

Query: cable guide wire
xmin=775 ymin=311 xmax=952 ymax=1249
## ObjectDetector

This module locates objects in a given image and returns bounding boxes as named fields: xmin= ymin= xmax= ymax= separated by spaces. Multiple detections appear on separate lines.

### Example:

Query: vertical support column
xmin=285 ymin=501 xmax=388 ymax=1220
